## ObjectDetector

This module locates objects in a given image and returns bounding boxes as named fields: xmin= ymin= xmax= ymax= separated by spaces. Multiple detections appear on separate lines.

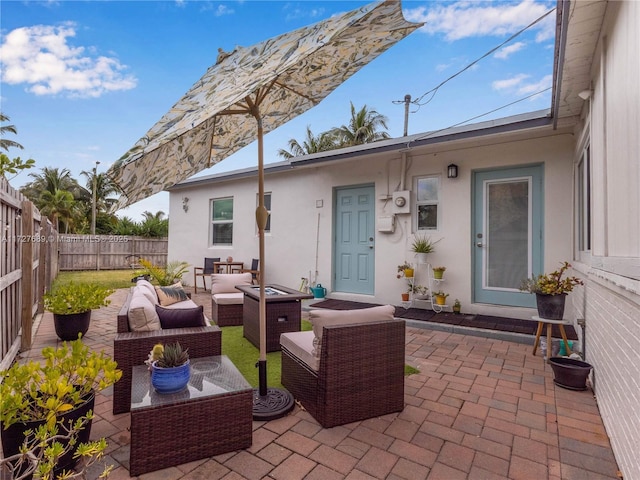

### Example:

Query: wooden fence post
xmin=20 ymin=200 xmax=34 ymax=351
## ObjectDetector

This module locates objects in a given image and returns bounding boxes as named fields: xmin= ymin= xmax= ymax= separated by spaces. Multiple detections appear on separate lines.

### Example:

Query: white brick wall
xmin=572 ymin=267 xmax=640 ymax=480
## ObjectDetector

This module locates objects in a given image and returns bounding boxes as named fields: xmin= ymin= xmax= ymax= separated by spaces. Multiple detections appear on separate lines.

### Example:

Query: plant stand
xmin=531 ymin=316 xmax=572 ymax=362
xmin=426 ymin=263 xmax=446 ymax=313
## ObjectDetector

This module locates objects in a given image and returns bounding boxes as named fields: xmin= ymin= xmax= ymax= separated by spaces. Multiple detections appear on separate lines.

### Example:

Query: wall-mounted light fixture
xmin=578 ymin=89 xmax=592 ymax=101
xmin=447 ymin=164 xmax=458 ymax=179
xmin=182 ymin=197 xmax=189 ymax=212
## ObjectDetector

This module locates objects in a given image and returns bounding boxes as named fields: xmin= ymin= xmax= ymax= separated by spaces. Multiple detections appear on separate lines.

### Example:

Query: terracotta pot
xmin=401 ymin=293 xmax=410 ymax=301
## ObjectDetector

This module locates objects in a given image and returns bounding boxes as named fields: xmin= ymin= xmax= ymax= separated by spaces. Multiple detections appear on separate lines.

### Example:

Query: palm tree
xmin=330 ymin=102 xmax=390 ymax=147
xmin=138 ymin=211 xmax=168 ymax=237
xmin=0 ymin=113 xmax=24 ymax=151
xmin=39 ymin=189 xmax=75 ymax=232
xmin=277 ymin=126 xmax=338 ymax=159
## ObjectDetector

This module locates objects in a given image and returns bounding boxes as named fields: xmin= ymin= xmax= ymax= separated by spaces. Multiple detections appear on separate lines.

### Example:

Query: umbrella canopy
xmin=109 ymin=0 xmax=422 ymax=206
xmin=108 ymin=0 xmax=422 ymax=418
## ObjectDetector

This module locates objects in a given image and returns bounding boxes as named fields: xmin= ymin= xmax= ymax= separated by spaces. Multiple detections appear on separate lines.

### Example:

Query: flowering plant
xmin=520 ymin=261 xmax=584 ymax=295
xmin=396 ymin=262 xmax=414 ymax=278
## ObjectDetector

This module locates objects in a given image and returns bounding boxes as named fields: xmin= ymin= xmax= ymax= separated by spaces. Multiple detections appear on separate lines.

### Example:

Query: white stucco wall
xmin=168 ymin=126 xmax=575 ymax=321
xmin=572 ymin=2 xmax=640 ymax=478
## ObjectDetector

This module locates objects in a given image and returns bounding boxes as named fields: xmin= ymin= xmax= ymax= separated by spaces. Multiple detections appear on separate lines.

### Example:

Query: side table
xmin=129 ymin=356 xmax=252 ymax=476
xmin=531 ymin=315 xmax=572 ymax=362
xmin=237 ymin=284 xmax=313 ymax=352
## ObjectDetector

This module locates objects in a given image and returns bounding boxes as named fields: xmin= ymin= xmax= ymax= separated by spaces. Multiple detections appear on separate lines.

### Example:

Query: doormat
xmin=309 ymin=299 xmax=578 ymax=340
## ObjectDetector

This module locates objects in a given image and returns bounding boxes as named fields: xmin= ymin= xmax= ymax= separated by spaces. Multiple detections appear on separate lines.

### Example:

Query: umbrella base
xmin=252 ymin=387 xmax=295 ymax=421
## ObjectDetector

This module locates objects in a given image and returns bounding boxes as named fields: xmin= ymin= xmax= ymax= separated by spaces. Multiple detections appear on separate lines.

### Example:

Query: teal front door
xmin=472 ymin=165 xmax=543 ymax=307
xmin=334 ymin=185 xmax=375 ymax=295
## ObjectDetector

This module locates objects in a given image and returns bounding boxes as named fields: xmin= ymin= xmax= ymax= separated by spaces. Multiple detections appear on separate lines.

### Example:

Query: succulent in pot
xmin=0 ymin=338 xmax=122 ymax=478
xmin=43 ymin=282 xmax=114 ymax=341
xmin=432 ymin=266 xmax=446 ymax=279
xmin=148 ymin=342 xmax=191 ymax=394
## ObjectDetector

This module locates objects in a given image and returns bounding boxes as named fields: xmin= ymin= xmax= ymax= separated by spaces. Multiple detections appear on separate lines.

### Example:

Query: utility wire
xmin=409 ymin=86 xmax=552 ymax=145
xmin=410 ymin=6 xmax=556 ymax=108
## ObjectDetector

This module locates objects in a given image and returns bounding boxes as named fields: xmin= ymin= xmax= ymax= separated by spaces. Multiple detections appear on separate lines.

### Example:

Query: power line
xmin=409 ymin=86 xmax=552 ymax=145
xmin=408 ymin=6 xmax=556 ymax=109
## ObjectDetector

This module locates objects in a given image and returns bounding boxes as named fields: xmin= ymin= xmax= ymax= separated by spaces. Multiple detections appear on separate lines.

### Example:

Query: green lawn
xmin=54 ymin=269 xmax=140 ymax=290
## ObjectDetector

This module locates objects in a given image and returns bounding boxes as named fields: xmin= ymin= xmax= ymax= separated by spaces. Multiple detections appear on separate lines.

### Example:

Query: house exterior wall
xmin=168 ymin=127 xmax=574 ymax=321
xmin=572 ymin=2 xmax=640 ymax=478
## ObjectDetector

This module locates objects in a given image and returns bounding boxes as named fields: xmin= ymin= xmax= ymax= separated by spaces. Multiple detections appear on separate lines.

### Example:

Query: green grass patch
xmin=220 ymin=320 xmax=313 ymax=388
xmin=54 ymin=270 xmax=141 ymax=290
xmin=404 ymin=364 xmax=420 ymax=376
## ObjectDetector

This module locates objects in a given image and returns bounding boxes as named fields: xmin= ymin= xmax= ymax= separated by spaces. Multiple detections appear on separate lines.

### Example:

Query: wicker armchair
xmin=113 ymin=290 xmax=222 ymax=414
xmin=280 ymin=314 xmax=405 ymax=428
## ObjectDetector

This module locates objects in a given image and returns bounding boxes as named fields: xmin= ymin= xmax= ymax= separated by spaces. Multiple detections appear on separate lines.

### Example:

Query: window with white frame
xmin=576 ymin=143 xmax=591 ymax=252
xmin=415 ymin=175 xmax=440 ymax=231
xmin=210 ymin=197 xmax=233 ymax=245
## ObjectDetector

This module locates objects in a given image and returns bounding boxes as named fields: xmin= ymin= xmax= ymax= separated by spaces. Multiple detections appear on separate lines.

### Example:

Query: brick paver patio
xmin=18 ymin=288 xmax=620 ymax=480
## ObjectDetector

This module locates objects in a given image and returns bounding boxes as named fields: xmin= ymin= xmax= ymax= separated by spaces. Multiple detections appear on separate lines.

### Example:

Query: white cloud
xmin=494 ymin=41 xmax=526 ymax=59
xmin=492 ymin=74 xmax=530 ymax=91
xmin=405 ymin=0 xmax=555 ymax=42
xmin=492 ymin=73 xmax=552 ymax=97
xmin=0 ymin=23 xmax=137 ymax=98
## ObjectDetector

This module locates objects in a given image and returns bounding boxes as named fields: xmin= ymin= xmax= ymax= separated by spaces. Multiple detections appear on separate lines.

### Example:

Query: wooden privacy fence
xmin=57 ymin=235 xmax=167 ymax=271
xmin=1 ymin=177 xmax=58 ymax=367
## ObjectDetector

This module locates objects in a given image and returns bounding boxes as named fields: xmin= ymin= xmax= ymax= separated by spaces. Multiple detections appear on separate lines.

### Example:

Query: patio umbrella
xmin=108 ymin=0 xmax=422 ymax=419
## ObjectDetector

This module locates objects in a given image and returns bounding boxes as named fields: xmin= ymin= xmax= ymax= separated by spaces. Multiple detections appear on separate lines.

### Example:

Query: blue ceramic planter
xmin=151 ymin=360 xmax=190 ymax=394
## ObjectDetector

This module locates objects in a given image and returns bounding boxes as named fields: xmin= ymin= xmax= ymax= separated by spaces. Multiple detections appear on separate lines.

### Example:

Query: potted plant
xmin=147 ymin=342 xmax=191 ymax=394
xmin=410 ymin=284 xmax=429 ymax=299
xmin=43 ymin=282 xmax=114 ymax=341
xmin=0 ymin=339 xmax=122 ymax=478
xmin=396 ymin=261 xmax=414 ymax=279
xmin=411 ymin=235 xmax=441 ymax=263
xmin=432 ymin=266 xmax=446 ymax=279
xmin=433 ymin=290 xmax=449 ymax=306
xmin=140 ymin=258 xmax=190 ymax=286
xmin=453 ymin=299 xmax=461 ymax=314
xmin=520 ymin=261 xmax=583 ymax=319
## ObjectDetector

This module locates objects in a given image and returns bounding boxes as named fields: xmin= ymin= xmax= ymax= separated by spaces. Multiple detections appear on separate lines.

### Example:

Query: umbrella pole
xmin=252 ymin=109 xmax=294 ymax=420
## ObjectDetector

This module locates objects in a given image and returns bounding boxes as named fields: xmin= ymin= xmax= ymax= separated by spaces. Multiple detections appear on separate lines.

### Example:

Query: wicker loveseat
xmin=280 ymin=305 xmax=405 ymax=428
xmin=113 ymin=281 xmax=222 ymax=414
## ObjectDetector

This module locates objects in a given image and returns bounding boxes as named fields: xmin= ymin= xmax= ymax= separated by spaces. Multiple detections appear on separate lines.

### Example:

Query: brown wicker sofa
xmin=280 ymin=305 xmax=405 ymax=428
xmin=113 ymin=284 xmax=222 ymax=414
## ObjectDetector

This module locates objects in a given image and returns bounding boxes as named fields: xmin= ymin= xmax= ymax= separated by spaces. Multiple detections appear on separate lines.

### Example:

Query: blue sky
xmin=1 ymin=0 xmax=556 ymax=220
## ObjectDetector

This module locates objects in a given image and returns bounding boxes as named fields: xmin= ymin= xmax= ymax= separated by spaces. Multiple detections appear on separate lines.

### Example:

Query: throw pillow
xmin=156 ymin=305 xmax=205 ymax=329
xmin=136 ymin=279 xmax=157 ymax=303
xmin=155 ymin=282 xmax=189 ymax=306
xmin=128 ymin=292 xmax=161 ymax=331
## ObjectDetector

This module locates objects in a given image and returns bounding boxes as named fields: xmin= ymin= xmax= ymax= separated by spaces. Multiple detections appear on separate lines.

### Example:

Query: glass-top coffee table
xmin=129 ymin=355 xmax=253 ymax=476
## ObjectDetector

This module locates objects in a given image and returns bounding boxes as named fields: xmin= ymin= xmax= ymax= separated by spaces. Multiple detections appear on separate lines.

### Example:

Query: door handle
xmin=476 ymin=242 xmax=483 ymax=247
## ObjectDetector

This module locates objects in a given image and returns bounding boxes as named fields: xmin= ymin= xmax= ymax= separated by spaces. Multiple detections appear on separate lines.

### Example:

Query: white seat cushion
xmin=162 ymin=299 xmax=199 ymax=309
xmin=210 ymin=273 xmax=252 ymax=294
xmin=280 ymin=331 xmax=319 ymax=372
xmin=212 ymin=293 xmax=244 ymax=305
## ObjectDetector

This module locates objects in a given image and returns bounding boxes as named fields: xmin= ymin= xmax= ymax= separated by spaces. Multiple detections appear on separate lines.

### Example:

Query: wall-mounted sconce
xmin=447 ymin=164 xmax=459 ymax=179
xmin=578 ymin=89 xmax=592 ymax=100
xmin=182 ymin=197 xmax=189 ymax=212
